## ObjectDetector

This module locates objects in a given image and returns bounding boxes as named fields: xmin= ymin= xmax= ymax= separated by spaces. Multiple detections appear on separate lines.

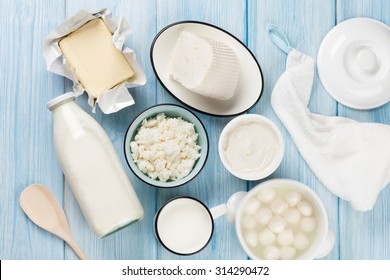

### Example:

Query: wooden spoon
xmin=19 ymin=184 xmax=88 ymax=260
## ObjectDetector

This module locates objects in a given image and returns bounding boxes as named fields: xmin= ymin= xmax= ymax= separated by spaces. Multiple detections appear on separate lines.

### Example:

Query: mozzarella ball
xmin=263 ymin=245 xmax=281 ymax=260
xmin=283 ymin=208 xmax=301 ymax=224
xmin=242 ymin=215 xmax=257 ymax=230
xmin=270 ymin=198 xmax=288 ymax=215
xmin=244 ymin=230 xmax=258 ymax=247
xmin=258 ymin=228 xmax=276 ymax=246
xmin=280 ymin=246 xmax=297 ymax=260
xmin=257 ymin=188 xmax=275 ymax=203
xmin=300 ymin=217 xmax=316 ymax=232
xmin=285 ymin=191 xmax=302 ymax=207
xmin=297 ymin=201 xmax=313 ymax=217
xmin=244 ymin=198 xmax=261 ymax=216
xmin=255 ymin=208 xmax=273 ymax=225
xmin=277 ymin=229 xmax=294 ymax=246
xmin=269 ymin=216 xmax=286 ymax=234
xmin=294 ymin=233 xmax=310 ymax=250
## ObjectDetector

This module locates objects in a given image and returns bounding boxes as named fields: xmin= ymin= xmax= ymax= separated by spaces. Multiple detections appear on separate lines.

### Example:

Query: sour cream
xmin=218 ymin=115 xmax=284 ymax=180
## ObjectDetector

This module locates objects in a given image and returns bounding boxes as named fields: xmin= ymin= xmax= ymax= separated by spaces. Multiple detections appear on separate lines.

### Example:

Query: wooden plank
xmin=63 ymin=1 xmax=158 ymax=259
xmin=0 ymin=0 xmax=65 ymax=259
xmin=337 ymin=0 xmax=390 ymax=259
xmin=155 ymin=0 xmax=248 ymax=260
xmin=248 ymin=0 xmax=340 ymax=259
xmin=2 ymin=0 xmax=388 ymax=261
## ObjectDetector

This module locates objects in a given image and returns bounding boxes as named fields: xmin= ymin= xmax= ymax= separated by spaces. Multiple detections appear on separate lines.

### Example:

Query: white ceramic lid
xmin=151 ymin=21 xmax=264 ymax=117
xmin=317 ymin=18 xmax=390 ymax=110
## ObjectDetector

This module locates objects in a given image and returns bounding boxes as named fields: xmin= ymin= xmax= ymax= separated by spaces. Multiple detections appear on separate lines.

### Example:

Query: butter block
xmin=168 ymin=31 xmax=240 ymax=101
xmin=59 ymin=18 xmax=134 ymax=98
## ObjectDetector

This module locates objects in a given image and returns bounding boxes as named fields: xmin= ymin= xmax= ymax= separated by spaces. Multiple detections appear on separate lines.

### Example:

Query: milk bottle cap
xmin=47 ymin=92 xmax=76 ymax=110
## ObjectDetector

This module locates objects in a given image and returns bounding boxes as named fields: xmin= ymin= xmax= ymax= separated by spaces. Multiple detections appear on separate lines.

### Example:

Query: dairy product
xmin=280 ymin=246 xmax=296 ymax=260
xmin=300 ymin=217 xmax=316 ymax=232
xmin=59 ymin=19 xmax=134 ymax=98
xmin=222 ymin=122 xmax=279 ymax=175
xmin=219 ymin=115 xmax=284 ymax=180
xmin=239 ymin=186 xmax=318 ymax=259
xmin=168 ymin=30 xmax=240 ymax=100
xmin=283 ymin=208 xmax=301 ymax=224
xmin=277 ymin=229 xmax=294 ymax=246
xmin=269 ymin=216 xmax=286 ymax=234
xmin=244 ymin=230 xmax=258 ymax=247
xmin=258 ymin=229 xmax=276 ymax=246
xmin=242 ymin=216 xmax=257 ymax=229
xmin=297 ymin=201 xmax=313 ymax=217
xmin=244 ymin=198 xmax=261 ymax=215
xmin=257 ymin=188 xmax=275 ymax=202
xmin=255 ymin=208 xmax=273 ymax=225
xmin=48 ymin=93 xmax=143 ymax=237
xmin=263 ymin=245 xmax=281 ymax=260
xmin=285 ymin=191 xmax=302 ymax=207
xmin=130 ymin=113 xmax=201 ymax=182
xmin=270 ymin=198 xmax=288 ymax=215
xmin=156 ymin=197 xmax=213 ymax=255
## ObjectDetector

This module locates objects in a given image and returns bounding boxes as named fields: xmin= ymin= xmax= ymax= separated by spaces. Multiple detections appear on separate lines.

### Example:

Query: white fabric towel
xmin=269 ymin=25 xmax=390 ymax=211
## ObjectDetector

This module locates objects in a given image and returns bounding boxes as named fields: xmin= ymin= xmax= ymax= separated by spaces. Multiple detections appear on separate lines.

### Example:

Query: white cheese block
xmin=168 ymin=31 xmax=240 ymax=100
xmin=59 ymin=19 xmax=134 ymax=98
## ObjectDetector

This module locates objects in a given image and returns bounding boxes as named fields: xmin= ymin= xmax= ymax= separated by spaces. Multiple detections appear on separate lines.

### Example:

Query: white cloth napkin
xmin=269 ymin=25 xmax=390 ymax=211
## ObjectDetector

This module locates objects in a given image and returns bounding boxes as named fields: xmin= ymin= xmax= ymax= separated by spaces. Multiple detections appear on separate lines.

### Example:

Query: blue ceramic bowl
xmin=124 ymin=104 xmax=209 ymax=188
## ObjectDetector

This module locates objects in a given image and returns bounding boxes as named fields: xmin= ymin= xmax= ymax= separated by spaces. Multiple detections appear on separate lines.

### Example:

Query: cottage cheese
xmin=130 ymin=113 xmax=201 ymax=182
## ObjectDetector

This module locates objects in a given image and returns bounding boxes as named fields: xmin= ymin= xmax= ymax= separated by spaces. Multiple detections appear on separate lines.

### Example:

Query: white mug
xmin=154 ymin=179 xmax=334 ymax=259
xmin=154 ymin=196 xmax=215 ymax=256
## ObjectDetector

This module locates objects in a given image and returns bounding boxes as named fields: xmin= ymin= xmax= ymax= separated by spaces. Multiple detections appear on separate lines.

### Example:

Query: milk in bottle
xmin=47 ymin=93 xmax=144 ymax=237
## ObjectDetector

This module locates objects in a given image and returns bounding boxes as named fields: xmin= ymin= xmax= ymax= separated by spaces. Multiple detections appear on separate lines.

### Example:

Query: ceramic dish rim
xmin=150 ymin=20 xmax=264 ymax=117
xmin=123 ymin=103 xmax=209 ymax=188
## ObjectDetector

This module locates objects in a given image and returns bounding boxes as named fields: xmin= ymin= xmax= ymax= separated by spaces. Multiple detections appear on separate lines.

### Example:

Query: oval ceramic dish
xmin=124 ymin=104 xmax=209 ymax=188
xmin=318 ymin=18 xmax=390 ymax=110
xmin=150 ymin=21 xmax=264 ymax=117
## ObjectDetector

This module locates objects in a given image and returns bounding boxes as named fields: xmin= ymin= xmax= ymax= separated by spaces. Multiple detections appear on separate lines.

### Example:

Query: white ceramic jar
xmin=47 ymin=93 xmax=144 ymax=237
xmin=234 ymin=179 xmax=335 ymax=260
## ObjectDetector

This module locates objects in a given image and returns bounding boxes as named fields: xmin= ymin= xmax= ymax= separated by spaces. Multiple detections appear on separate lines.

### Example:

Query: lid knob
xmin=356 ymin=48 xmax=378 ymax=73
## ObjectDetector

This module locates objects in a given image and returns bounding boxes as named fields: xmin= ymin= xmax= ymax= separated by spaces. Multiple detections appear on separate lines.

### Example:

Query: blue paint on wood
xmin=0 ymin=0 xmax=389 ymax=259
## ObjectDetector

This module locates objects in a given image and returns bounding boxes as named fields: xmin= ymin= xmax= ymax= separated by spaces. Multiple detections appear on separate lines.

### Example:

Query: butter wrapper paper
xmin=43 ymin=9 xmax=146 ymax=114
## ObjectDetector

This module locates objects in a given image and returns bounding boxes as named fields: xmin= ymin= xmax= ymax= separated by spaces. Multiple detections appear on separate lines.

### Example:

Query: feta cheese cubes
xmin=168 ymin=31 xmax=240 ymax=100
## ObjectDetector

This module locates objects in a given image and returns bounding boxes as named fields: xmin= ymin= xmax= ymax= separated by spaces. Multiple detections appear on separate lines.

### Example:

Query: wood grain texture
xmin=155 ymin=0 xmax=248 ymax=260
xmin=0 ymin=0 xmax=65 ymax=259
xmin=63 ymin=0 xmax=158 ymax=260
xmin=247 ymin=0 xmax=340 ymax=260
xmin=0 ymin=0 xmax=389 ymax=260
xmin=336 ymin=0 xmax=390 ymax=259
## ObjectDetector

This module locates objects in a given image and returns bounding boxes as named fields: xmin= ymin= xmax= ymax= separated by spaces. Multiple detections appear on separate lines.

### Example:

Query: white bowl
xmin=218 ymin=114 xmax=284 ymax=180
xmin=235 ymin=179 xmax=334 ymax=259
xmin=124 ymin=104 xmax=209 ymax=188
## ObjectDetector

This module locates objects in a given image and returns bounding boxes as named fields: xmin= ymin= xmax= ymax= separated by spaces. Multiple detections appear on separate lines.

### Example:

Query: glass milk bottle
xmin=47 ymin=92 xmax=144 ymax=237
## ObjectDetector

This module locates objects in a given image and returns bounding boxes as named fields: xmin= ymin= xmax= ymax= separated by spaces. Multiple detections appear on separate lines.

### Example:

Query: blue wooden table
xmin=1 ymin=0 xmax=389 ymax=260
